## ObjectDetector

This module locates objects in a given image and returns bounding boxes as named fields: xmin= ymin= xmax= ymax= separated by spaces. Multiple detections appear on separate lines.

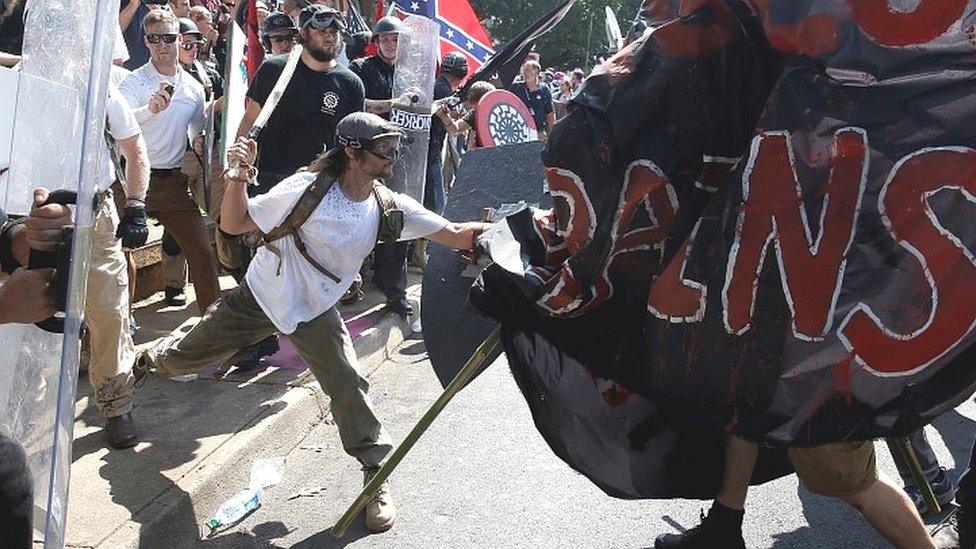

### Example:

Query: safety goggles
xmin=364 ymin=137 xmax=402 ymax=161
xmin=303 ymin=12 xmax=345 ymax=32
xmin=146 ymin=33 xmax=179 ymax=44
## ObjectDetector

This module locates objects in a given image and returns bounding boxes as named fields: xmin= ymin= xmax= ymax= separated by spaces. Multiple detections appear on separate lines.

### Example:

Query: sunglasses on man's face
xmin=268 ymin=34 xmax=295 ymax=43
xmin=146 ymin=33 xmax=179 ymax=44
xmin=181 ymin=41 xmax=202 ymax=50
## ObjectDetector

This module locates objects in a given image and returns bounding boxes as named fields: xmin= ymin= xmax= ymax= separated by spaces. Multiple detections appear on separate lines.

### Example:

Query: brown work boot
xmin=363 ymin=468 xmax=396 ymax=533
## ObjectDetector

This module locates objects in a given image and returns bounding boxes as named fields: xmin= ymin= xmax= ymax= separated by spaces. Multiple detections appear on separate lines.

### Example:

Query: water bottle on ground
xmin=206 ymin=487 xmax=261 ymax=531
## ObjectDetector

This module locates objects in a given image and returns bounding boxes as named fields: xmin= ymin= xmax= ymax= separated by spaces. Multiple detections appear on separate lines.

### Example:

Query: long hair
xmin=306 ymin=146 xmax=362 ymax=178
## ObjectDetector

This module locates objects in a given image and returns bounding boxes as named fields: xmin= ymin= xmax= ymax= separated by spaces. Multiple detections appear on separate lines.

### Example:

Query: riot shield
xmin=0 ymin=0 xmax=116 ymax=546
xmin=387 ymin=15 xmax=439 ymax=202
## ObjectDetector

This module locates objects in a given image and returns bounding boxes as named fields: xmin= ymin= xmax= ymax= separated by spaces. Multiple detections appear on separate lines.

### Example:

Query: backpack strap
xmin=371 ymin=181 xmax=403 ymax=244
xmin=261 ymin=171 xmax=341 ymax=282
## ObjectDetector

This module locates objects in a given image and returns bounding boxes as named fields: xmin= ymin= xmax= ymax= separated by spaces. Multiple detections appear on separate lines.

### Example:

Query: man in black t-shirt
xmin=350 ymin=15 xmax=414 ymax=317
xmin=238 ymin=4 xmax=365 ymax=197
xmin=508 ymin=59 xmax=556 ymax=137
xmin=349 ymin=15 xmax=403 ymax=120
xmin=426 ymin=52 xmax=467 ymax=215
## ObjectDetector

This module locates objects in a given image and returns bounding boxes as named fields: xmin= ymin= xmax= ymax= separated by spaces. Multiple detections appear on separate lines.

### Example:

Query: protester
xmin=261 ymin=11 xmax=297 ymax=55
xmin=553 ymin=78 xmax=572 ymax=119
xmin=188 ymin=5 xmax=219 ymax=67
xmin=119 ymin=7 xmax=221 ymax=315
xmin=120 ymin=0 xmax=166 ymax=71
xmin=508 ymin=60 xmax=555 ymax=138
xmin=655 ymin=436 xmax=937 ymax=548
xmin=350 ymin=14 xmax=414 ymax=316
xmin=232 ymin=3 xmax=364 ymax=368
xmin=137 ymin=111 xmax=492 ymax=534
xmin=435 ymin=80 xmax=495 ymax=150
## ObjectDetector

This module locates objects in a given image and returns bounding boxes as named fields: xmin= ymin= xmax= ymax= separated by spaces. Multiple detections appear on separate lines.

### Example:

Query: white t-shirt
xmin=100 ymin=83 xmax=141 ymax=191
xmin=245 ymin=171 xmax=449 ymax=334
xmin=118 ymin=63 xmax=205 ymax=169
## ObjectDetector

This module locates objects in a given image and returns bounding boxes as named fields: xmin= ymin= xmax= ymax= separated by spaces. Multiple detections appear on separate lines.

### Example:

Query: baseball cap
xmin=262 ymin=11 xmax=296 ymax=34
xmin=298 ymin=5 xmax=345 ymax=32
xmin=335 ymin=112 xmax=403 ymax=150
xmin=178 ymin=17 xmax=202 ymax=37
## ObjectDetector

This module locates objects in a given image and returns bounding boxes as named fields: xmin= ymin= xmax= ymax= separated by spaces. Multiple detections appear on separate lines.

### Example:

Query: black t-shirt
xmin=508 ymin=82 xmax=554 ymax=133
xmin=0 ymin=0 xmax=26 ymax=56
xmin=349 ymin=55 xmax=394 ymax=119
xmin=428 ymin=76 xmax=453 ymax=162
xmin=247 ymin=56 xmax=365 ymax=177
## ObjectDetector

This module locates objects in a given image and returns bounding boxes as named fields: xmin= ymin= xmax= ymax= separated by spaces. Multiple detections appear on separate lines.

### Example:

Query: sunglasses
xmin=146 ymin=33 xmax=179 ymax=44
xmin=181 ymin=41 xmax=202 ymax=50
xmin=268 ymin=34 xmax=295 ymax=43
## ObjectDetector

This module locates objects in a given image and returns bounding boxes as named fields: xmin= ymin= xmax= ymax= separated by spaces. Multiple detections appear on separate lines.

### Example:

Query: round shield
xmin=475 ymin=89 xmax=538 ymax=148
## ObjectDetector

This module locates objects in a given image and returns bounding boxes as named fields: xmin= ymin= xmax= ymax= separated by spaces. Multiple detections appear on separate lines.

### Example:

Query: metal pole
xmin=331 ymin=326 xmax=503 ymax=538
xmin=885 ymin=437 xmax=940 ymax=514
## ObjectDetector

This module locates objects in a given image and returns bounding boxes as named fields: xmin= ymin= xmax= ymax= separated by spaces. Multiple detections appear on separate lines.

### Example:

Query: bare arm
xmin=0 ymin=52 xmax=21 ymax=67
xmin=116 ymin=133 xmax=150 ymax=202
xmin=236 ymin=98 xmax=262 ymax=138
xmin=119 ymin=0 xmax=141 ymax=32
xmin=427 ymin=222 xmax=493 ymax=251
xmin=435 ymin=108 xmax=471 ymax=135
xmin=220 ymin=138 xmax=259 ymax=235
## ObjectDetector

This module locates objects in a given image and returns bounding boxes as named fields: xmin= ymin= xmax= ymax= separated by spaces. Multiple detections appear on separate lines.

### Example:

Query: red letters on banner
xmin=839 ymin=148 xmax=976 ymax=374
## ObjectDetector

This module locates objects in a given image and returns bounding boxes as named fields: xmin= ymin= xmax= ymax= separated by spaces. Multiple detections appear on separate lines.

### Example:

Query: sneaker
xmin=233 ymin=335 xmax=280 ymax=371
xmin=132 ymin=353 xmax=153 ymax=388
xmin=164 ymin=286 xmax=187 ymax=307
xmin=906 ymin=467 xmax=956 ymax=515
xmin=363 ymin=468 xmax=396 ymax=533
xmin=655 ymin=505 xmax=746 ymax=549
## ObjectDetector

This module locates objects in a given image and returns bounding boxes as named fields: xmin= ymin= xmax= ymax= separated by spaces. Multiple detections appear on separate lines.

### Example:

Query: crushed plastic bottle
xmin=206 ymin=487 xmax=261 ymax=532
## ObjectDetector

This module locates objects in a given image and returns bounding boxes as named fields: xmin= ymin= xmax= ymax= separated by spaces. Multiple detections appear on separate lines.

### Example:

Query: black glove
xmin=116 ymin=205 xmax=149 ymax=249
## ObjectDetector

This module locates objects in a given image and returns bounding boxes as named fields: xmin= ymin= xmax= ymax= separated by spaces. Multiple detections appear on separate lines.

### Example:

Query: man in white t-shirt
xmin=119 ymin=7 xmax=221 ymax=314
xmin=139 ymin=112 xmax=491 ymax=534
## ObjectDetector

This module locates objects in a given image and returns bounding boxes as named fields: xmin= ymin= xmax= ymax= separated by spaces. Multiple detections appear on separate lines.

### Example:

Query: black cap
xmin=298 ymin=5 xmax=345 ymax=31
xmin=262 ymin=11 xmax=296 ymax=34
xmin=335 ymin=112 xmax=403 ymax=149
xmin=178 ymin=17 xmax=202 ymax=37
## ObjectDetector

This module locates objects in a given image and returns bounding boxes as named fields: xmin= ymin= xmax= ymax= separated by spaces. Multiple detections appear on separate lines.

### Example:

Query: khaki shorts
xmin=788 ymin=441 xmax=878 ymax=497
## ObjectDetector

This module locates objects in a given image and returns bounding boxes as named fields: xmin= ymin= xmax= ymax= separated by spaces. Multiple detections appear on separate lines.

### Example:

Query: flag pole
xmin=331 ymin=326 xmax=502 ymax=539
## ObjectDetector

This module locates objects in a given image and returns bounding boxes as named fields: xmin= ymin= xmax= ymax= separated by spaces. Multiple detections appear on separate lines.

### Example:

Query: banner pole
xmin=331 ymin=326 xmax=502 ymax=539
xmin=886 ymin=437 xmax=940 ymax=514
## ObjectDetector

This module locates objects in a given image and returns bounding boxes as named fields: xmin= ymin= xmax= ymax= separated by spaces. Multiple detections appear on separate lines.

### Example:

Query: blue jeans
xmin=372 ymin=240 xmax=409 ymax=302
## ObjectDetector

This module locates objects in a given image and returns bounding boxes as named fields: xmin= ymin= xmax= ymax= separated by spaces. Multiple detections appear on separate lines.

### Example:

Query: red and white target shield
xmin=475 ymin=89 xmax=538 ymax=148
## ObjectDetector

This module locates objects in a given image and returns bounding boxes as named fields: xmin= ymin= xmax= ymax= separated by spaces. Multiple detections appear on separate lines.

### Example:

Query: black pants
xmin=0 ymin=434 xmax=33 ymax=549
xmin=372 ymin=240 xmax=409 ymax=302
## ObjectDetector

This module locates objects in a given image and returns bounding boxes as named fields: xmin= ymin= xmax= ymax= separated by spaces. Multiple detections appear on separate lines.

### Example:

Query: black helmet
xmin=372 ymin=15 xmax=404 ymax=37
xmin=441 ymin=51 xmax=468 ymax=77
xmin=178 ymin=17 xmax=202 ymax=38
xmin=262 ymin=11 xmax=296 ymax=35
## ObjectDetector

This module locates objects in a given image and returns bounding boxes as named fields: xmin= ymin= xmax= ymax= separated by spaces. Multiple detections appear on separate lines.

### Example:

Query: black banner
xmin=471 ymin=0 xmax=976 ymax=499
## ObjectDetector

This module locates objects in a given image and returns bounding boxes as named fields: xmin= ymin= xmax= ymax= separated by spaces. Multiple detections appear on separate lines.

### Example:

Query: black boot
xmin=655 ymin=502 xmax=746 ymax=549
xmin=105 ymin=412 xmax=138 ymax=449
xmin=233 ymin=335 xmax=280 ymax=371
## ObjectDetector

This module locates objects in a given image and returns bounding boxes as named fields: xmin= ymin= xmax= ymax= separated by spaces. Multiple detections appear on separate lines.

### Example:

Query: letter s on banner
xmin=840 ymin=147 xmax=976 ymax=376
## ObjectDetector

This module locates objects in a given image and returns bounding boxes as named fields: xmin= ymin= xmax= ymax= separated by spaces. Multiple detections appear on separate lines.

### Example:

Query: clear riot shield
xmin=0 ymin=0 xmax=116 ymax=546
xmin=388 ymin=15 xmax=440 ymax=202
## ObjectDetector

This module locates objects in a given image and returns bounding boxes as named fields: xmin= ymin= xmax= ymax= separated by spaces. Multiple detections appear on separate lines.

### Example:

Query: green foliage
xmin=469 ymin=0 xmax=641 ymax=70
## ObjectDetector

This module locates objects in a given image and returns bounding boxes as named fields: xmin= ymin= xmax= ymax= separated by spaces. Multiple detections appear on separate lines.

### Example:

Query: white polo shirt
xmin=118 ymin=63 xmax=205 ymax=169
xmin=245 ymin=172 xmax=449 ymax=334
xmin=100 ymin=83 xmax=142 ymax=191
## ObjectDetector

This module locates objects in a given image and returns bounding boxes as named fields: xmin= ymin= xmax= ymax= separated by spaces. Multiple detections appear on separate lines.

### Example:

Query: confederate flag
xmin=393 ymin=0 xmax=495 ymax=77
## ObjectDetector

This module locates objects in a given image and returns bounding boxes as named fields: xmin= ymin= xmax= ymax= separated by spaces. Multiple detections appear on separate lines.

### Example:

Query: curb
xmin=93 ymin=300 xmax=416 ymax=548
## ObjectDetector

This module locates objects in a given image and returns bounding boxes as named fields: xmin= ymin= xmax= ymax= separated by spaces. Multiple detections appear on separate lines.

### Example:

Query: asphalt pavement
xmin=189 ymin=336 xmax=976 ymax=549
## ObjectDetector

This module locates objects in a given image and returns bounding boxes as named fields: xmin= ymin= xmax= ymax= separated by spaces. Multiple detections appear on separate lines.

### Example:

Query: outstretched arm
xmin=427 ymin=221 xmax=493 ymax=251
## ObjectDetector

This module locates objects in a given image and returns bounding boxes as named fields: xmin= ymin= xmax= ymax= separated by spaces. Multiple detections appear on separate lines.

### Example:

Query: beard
xmin=305 ymin=40 xmax=339 ymax=63
xmin=369 ymin=161 xmax=395 ymax=180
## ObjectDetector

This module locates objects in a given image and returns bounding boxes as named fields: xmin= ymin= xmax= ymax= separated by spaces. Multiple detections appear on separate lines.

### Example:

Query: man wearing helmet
xmin=138 ymin=112 xmax=491 ymax=534
xmin=261 ymin=11 xmax=298 ymax=55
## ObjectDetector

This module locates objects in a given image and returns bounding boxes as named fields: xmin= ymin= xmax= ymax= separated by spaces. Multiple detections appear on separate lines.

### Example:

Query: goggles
xmin=337 ymin=132 xmax=403 ymax=161
xmin=303 ymin=12 xmax=346 ymax=31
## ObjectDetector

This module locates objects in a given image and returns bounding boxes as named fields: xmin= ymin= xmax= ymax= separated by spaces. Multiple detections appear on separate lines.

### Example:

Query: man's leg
xmin=148 ymin=171 xmax=221 ymax=315
xmin=143 ymin=283 xmax=276 ymax=376
xmin=161 ymin=230 xmax=188 ymax=306
xmin=85 ymin=197 xmax=139 ymax=447
xmin=655 ymin=436 xmax=755 ymax=549
xmin=372 ymin=240 xmax=411 ymax=315
xmin=789 ymin=442 xmax=935 ymax=549
xmin=288 ymin=306 xmax=395 ymax=532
